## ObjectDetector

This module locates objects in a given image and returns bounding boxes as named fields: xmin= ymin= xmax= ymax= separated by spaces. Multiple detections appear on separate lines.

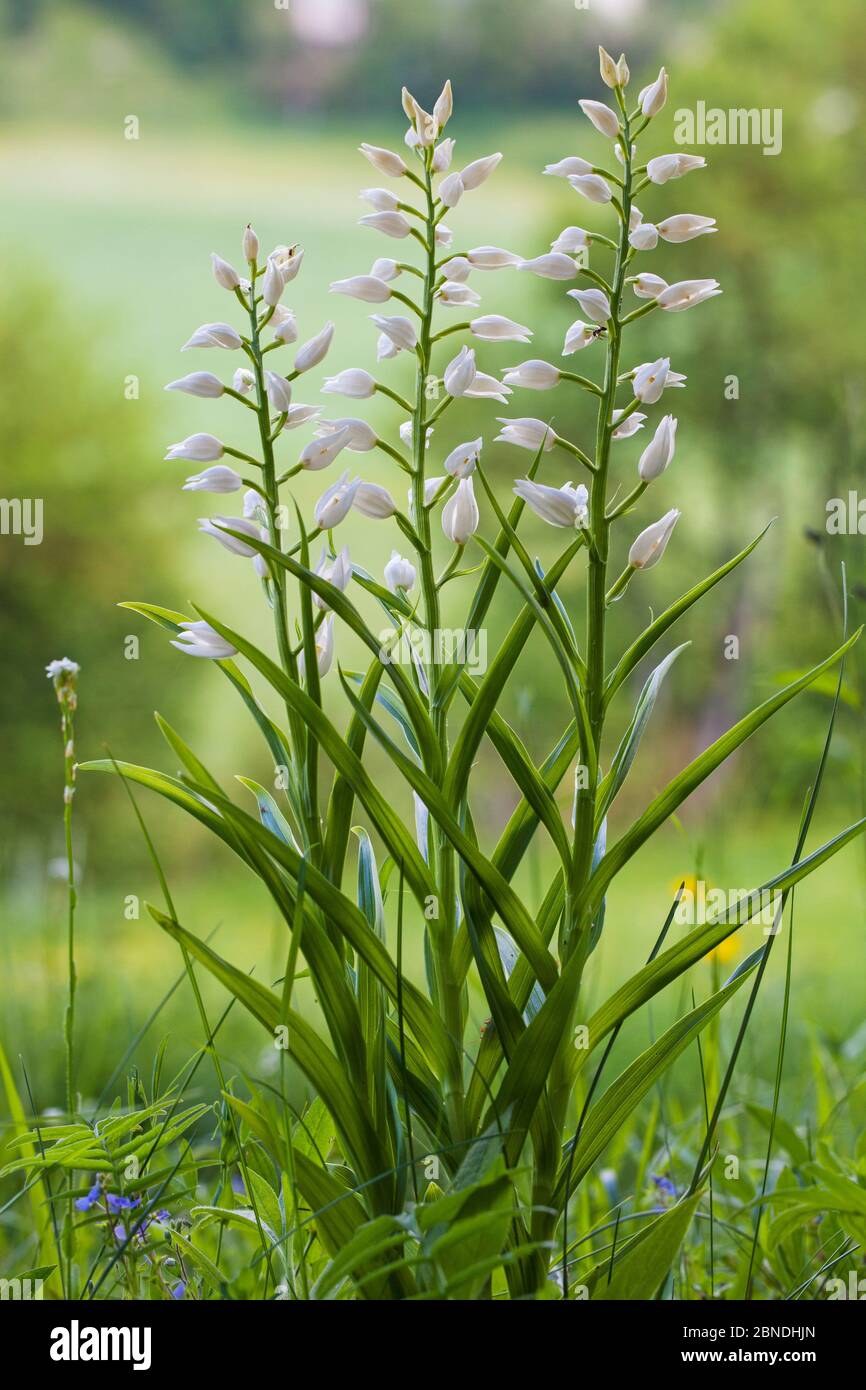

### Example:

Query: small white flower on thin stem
xmin=377 ymin=333 xmax=398 ymax=360
xmin=317 ymin=417 xmax=377 ymax=452
xmin=439 ymin=171 xmax=465 ymax=208
xmin=370 ymin=314 xmax=418 ymax=351
xmin=314 ymin=544 xmax=352 ymax=609
xmin=465 ymin=372 xmax=511 ymax=403
xmin=638 ymin=415 xmax=678 ymax=481
xmin=466 ymin=246 xmax=522 ymax=269
xmin=444 ymin=437 xmax=483 ymax=478
xmin=322 ymin=368 xmax=377 ymax=399
xmin=269 ymin=245 xmax=304 ymax=284
xmin=165 ymin=433 xmax=224 ymax=463
xmin=330 ymin=275 xmax=392 ymax=303
xmin=495 ymin=417 xmax=557 ymax=452
xmin=563 ymin=319 xmax=597 ymax=355
xmin=370 ymin=257 xmax=401 ymax=281
xmin=513 ymin=478 xmax=588 ymax=528
xmin=271 ymin=307 xmax=298 ymax=343
xmin=598 ymin=46 xmax=629 ymax=89
xmin=400 ymin=421 xmax=434 ymax=449
xmin=243 ymin=489 xmax=264 ymax=520
xmin=470 ymin=314 xmax=532 ymax=343
xmin=171 ymin=621 xmax=237 ymax=660
xmin=444 ymin=346 xmax=477 ymax=395
xmin=435 ymin=224 xmax=454 ymax=247
xmin=647 ymin=153 xmax=706 ymax=184
xmin=631 ymin=273 xmax=668 ymax=300
xmin=460 ymin=153 xmax=502 ymax=189
xmin=442 ymin=476 xmax=479 ymax=543
xmin=265 ymin=371 xmax=292 ymax=413
xmin=633 ymin=357 xmax=671 ymax=405
xmin=502 ymin=360 xmax=560 ymax=390
xmin=629 ymin=508 xmax=680 ymax=569
xmin=384 ymin=550 xmax=416 ymax=592
xmin=438 ymin=281 xmax=481 ymax=308
xmin=183 ymin=465 xmax=243 ymax=493
xmin=354 ymin=481 xmax=397 ymax=518
xmin=182 ymin=322 xmax=242 ymax=351
xmin=233 ymin=367 xmax=255 ymax=394
xmin=314 ymin=471 xmax=361 ymax=529
xmin=282 ymin=404 xmax=321 ymax=429
xmin=629 ymin=205 xmax=644 ymax=231
xmin=299 ymin=615 xmax=335 ymax=680
xmin=198 ymin=515 xmax=262 ymax=556
xmin=359 ymin=143 xmax=408 ymax=177
xmin=579 ymin=99 xmax=620 ymax=139
xmin=568 ymin=287 xmax=611 ymax=324
xmin=569 ymin=173 xmax=613 ymax=204
xmin=612 ymin=410 xmax=647 ymax=439
xmin=294 ymin=322 xmax=335 ymax=374
xmin=360 ymin=187 xmax=400 ymax=212
xmin=262 ymin=257 xmax=285 ymax=307
xmin=439 ymin=256 xmax=471 ymax=283
xmin=544 ymin=157 xmax=592 ymax=178
xmin=628 ymin=222 xmax=659 ymax=251
xmin=211 ymin=253 xmax=241 ymax=290
xmin=518 ymin=253 xmax=577 ymax=280
xmin=639 ymin=67 xmax=668 ymax=118
xmin=360 ymin=211 xmax=412 ymax=239
xmin=299 ymin=425 xmax=354 ymax=471
xmin=242 ymin=225 xmax=259 ymax=262
xmin=409 ymin=475 xmax=447 ymax=512
xmin=551 ymin=226 xmax=592 ymax=254
xmin=165 ymin=372 xmax=224 ymax=398
xmin=433 ymin=137 xmax=456 ymax=172
xmin=657 ymin=214 xmax=717 ymax=243
xmin=657 ymin=279 xmax=722 ymax=312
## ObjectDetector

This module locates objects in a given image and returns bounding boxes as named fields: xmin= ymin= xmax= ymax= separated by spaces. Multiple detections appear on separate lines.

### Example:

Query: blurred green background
xmin=1 ymin=0 xmax=865 ymax=1108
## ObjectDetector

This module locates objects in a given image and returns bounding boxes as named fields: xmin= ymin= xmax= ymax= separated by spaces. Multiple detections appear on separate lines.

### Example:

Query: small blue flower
xmin=113 ymin=1223 xmax=127 ymax=1242
xmin=651 ymin=1173 xmax=677 ymax=1200
xmin=170 ymin=1281 xmax=186 ymax=1300
xmin=74 ymin=1180 xmax=101 ymax=1213
xmin=106 ymin=1193 xmax=140 ymax=1214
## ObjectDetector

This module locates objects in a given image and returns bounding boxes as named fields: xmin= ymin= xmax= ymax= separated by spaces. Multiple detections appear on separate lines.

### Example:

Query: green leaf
xmin=585 ymin=1191 xmax=703 ymax=1300
xmin=596 ymin=643 xmax=688 ymax=823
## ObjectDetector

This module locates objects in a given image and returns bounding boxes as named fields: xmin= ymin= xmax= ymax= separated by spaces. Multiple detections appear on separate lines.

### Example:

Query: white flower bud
xmin=262 ymin=257 xmax=285 ymax=307
xmin=165 ymin=432 xmax=224 ymax=462
xmin=444 ymin=437 xmax=483 ymax=478
xmin=242 ymin=224 xmax=259 ymax=262
xmin=633 ymin=357 xmax=670 ymax=405
xmin=370 ymin=257 xmax=401 ymax=281
xmin=299 ymin=614 xmax=335 ymax=680
xmin=579 ymin=99 xmax=620 ymax=140
xmin=598 ymin=46 xmax=619 ymax=88
xmin=657 ymin=279 xmax=722 ymax=312
xmin=544 ymin=157 xmax=592 ymax=178
xmin=440 ymin=256 xmax=472 ymax=282
xmin=464 ymin=371 xmax=511 ymax=403
xmin=439 ymin=172 xmax=465 ymax=208
xmin=470 ymin=314 xmax=532 ymax=343
xmin=631 ymin=273 xmax=668 ymax=300
xmin=647 ymin=153 xmax=706 ymax=184
xmin=360 ymin=187 xmax=400 ymax=212
xmin=569 ymin=173 xmax=613 ymax=204
xmin=294 ymin=322 xmax=335 ymax=373
xmin=182 ymin=322 xmax=242 ymax=352
xmin=165 ymin=372 xmax=224 ymax=398
xmin=444 ymin=346 xmax=477 ymax=396
xmin=182 ymin=465 xmax=243 ymax=493
xmin=300 ymin=425 xmax=354 ymax=472
xmin=657 ymin=214 xmax=717 ymax=243
xmin=513 ymin=478 xmax=588 ymax=528
xmin=551 ymin=226 xmax=592 ymax=254
xmin=198 ymin=515 xmax=261 ymax=556
xmin=518 ymin=252 xmax=577 ymax=280
xmin=438 ymin=281 xmax=480 ymax=307
xmin=612 ymin=410 xmax=647 ymax=440
xmin=322 ymin=368 xmax=376 ymax=399
xmin=359 ymin=211 xmax=412 ymax=239
xmin=432 ymin=137 xmax=455 ymax=172
xmin=377 ymin=333 xmax=398 ymax=360
xmin=265 ymin=371 xmax=292 ymax=413
xmin=384 ymin=549 xmax=416 ymax=592
xmin=360 ymin=143 xmax=408 ymax=177
xmin=283 ymin=404 xmax=321 ymax=429
xmin=460 ymin=153 xmax=502 ymax=189
xmin=567 ymin=287 xmax=611 ymax=324
xmin=433 ymin=79 xmax=453 ymax=130
xmin=466 ymin=246 xmax=522 ymax=269
xmin=354 ymin=481 xmax=397 ymax=518
xmin=370 ymin=314 xmax=417 ymax=351
xmin=317 ymin=417 xmax=377 ymax=452
xmin=502 ymin=360 xmax=560 ymax=390
xmin=442 ymin=476 xmax=479 ymax=544
xmin=400 ymin=421 xmax=433 ymax=449
xmin=494 ymin=417 xmax=557 ymax=452
xmin=629 ymin=222 xmax=659 ymax=251
xmin=314 ymin=471 xmax=361 ymax=529
xmin=629 ymin=205 xmax=644 ymax=232
xmin=269 ymin=244 xmax=304 ymax=284
xmin=563 ymin=319 xmax=597 ymax=355
xmin=233 ymin=367 xmax=255 ymax=394
xmin=638 ymin=415 xmax=678 ymax=481
xmin=314 ymin=544 xmax=352 ymax=609
xmin=640 ymin=68 xmax=669 ymax=118
xmin=629 ymin=508 xmax=680 ymax=569
xmin=172 ymin=620 xmax=238 ymax=660
xmin=435 ymin=223 xmax=454 ymax=247
xmin=211 ymin=253 xmax=241 ymax=290
xmin=273 ymin=311 xmax=299 ymax=344
xmin=330 ymin=274 xmax=392 ymax=303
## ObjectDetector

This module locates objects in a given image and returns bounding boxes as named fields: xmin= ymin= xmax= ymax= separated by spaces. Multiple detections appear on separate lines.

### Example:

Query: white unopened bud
xmin=182 ymin=322 xmax=242 ymax=352
xmin=322 ymin=368 xmax=376 ymax=399
xmin=657 ymin=214 xmax=717 ymax=243
xmin=359 ymin=211 xmax=412 ymax=239
xmin=354 ymin=481 xmax=397 ymax=518
xmin=638 ymin=415 xmax=678 ymax=481
xmin=165 ymin=372 xmax=224 ymax=398
xmin=444 ymin=437 xmax=482 ymax=478
xmin=294 ymin=322 xmax=335 ymax=373
xmin=183 ymin=465 xmax=243 ymax=493
xmin=442 ymin=477 xmax=479 ymax=544
xmin=569 ymin=174 xmax=613 ymax=204
xmin=579 ymin=99 xmax=620 ymax=140
xmin=384 ymin=549 xmax=416 ymax=592
xmin=211 ymin=253 xmax=241 ymax=290
xmin=265 ymin=371 xmax=292 ymax=413
xmin=433 ymin=138 xmax=455 ymax=172
xmin=460 ymin=153 xmax=502 ymax=189
xmin=242 ymin=224 xmax=259 ymax=261
xmin=444 ymin=346 xmax=477 ymax=396
xmin=439 ymin=172 xmax=465 ymax=208
xmin=165 ymin=433 xmax=223 ymax=463
xmin=513 ymin=478 xmax=588 ymax=528
xmin=494 ymin=417 xmax=557 ymax=452
xmin=262 ymin=257 xmax=285 ymax=307
xmin=360 ymin=187 xmax=399 ymax=212
xmin=359 ymin=143 xmax=408 ymax=178
xmin=639 ymin=67 xmax=668 ymax=118
xmin=330 ymin=275 xmax=392 ymax=303
xmin=518 ymin=252 xmax=577 ymax=280
xmin=502 ymin=360 xmax=560 ymax=390
xmin=299 ymin=426 xmax=354 ymax=472
xmin=470 ymin=314 xmax=532 ymax=343
xmin=629 ymin=508 xmax=680 ymax=569
xmin=370 ymin=314 xmax=417 ymax=351
xmin=544 ymin=157 xmax=593 ymax=178
xmin=633 ymin=357 xmax=670 ymax=405
xmin=567 ymin=288 xmax=611 ymax=324
xmin=314 ymin=471 xmax=360 ymax=529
